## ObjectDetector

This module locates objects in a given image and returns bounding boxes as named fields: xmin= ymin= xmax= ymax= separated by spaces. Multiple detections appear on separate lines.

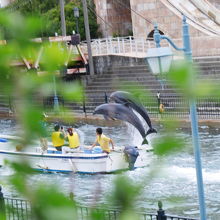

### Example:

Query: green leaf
xmin=168 ymin=60 xmax=197 ymax=98
xmin=59 ymin=81 xmax=83 ymax=102
xmin=109 ymin=175 xmax=141 ymax=211
xmin=153 ymin=135 xmax=186 ymax=156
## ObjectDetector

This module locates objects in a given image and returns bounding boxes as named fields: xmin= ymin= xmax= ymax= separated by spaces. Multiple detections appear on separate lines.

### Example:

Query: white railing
xmin=80 ymin=36 xmax=171 ymax=58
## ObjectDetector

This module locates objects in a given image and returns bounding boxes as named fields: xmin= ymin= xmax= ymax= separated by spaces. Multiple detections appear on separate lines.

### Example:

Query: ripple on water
xmin=1 ymin=120 xmax=220 ymax=218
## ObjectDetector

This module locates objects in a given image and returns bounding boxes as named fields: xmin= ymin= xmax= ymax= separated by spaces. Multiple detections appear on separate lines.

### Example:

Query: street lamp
xmin=146 ymin=16 xmax=207 ymax=220
xmin=146 ymin=46 xmax=173 ymax=90
xmin=73 ymin=7 xmax=79 ymax=34
xmin=53 ymin=75 xmax=59 ymax=111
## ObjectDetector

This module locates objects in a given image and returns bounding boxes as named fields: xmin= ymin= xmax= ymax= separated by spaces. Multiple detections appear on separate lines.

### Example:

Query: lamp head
xmin=146 ymin=47 xmax=173 ymax=75
xmin=73 ymin=7 xmax=79 ymax=18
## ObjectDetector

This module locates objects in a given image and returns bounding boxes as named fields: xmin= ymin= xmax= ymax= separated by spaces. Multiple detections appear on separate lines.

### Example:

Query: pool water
xmin=0 ymin=119 xmax=220 ymax=219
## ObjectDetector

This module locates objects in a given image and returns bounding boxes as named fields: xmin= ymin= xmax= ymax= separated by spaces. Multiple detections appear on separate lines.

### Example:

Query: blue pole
xmin=53 ymin=75 xmax=59 ymax=111
xmin=153 ymin=24 xmax=164 ymax=90
xmin=153 ymin=23 xmax=161 ymax=48
xmin=182 ymin=16 xmax=206 ymax=220
xmin=152 ymin=16 xmax=206 ymax=220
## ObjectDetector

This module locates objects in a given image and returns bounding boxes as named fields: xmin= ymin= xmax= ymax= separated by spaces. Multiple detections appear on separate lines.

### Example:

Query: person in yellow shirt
xmin=51 ymin=125 xmax=65 ymax=151
xmin=91 ymin=128 xmax=114 ymax=153
xmin=66 ymin=128 xmax=80 ymax=149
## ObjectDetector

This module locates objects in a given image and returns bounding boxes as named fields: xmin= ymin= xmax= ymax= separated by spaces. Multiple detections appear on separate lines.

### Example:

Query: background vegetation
xmin=0 ymin=2 xmax=215 ymax=218
xmin=5 ymin=0 xmax=101 ymax=39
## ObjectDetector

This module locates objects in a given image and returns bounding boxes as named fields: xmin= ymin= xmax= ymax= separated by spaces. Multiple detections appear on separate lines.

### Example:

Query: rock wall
xmin=93 ymin=0 xmax=220 ymax=56
xmin=94 ymin=0 xmax=220 ymax=39
xmin=130 ymin=0 xmax=208 ymax=39
xmin=93 ymin=0 xmax=132 ymax=37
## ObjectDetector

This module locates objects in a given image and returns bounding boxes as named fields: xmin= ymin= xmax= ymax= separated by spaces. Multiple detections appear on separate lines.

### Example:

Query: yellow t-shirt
xmin=96 ymin=134 xmax=111 ymax=153
xmin=51 ymin=132 xmax=64 ymax=147
xmin=67 ymin=132 xmax=80 ymax=149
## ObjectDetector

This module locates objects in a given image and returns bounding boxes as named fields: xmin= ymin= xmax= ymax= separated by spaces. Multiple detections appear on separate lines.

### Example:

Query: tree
xmin=6 ymin=0 xmax=101 ymax=39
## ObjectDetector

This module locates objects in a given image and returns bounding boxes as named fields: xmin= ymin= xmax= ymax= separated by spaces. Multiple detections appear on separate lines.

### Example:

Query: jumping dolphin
xmin=93 ymin=103 xmax=148 ymax=145
xmin=109 ymin=91 xmax=157 ymax=136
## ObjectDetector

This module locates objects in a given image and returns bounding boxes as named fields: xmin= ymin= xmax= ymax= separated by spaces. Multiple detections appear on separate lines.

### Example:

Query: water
xmin=1 ymin=119 xmax=220 ymax=219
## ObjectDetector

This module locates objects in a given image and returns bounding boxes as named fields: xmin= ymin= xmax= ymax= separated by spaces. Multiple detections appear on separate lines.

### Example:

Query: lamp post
xmin=82 ymin=0 xmax=95 ymax=75
xmin=146 ymin=46 xmax=173 ymax=91
xmin=52 ymin=32 xmax=60 ymax=111
xmin=73 ymin=7 xmax=79 ymax=34
xmin=59 ymin=0 xmax=66 ymax=36
xmin=53 ymin=75 xmax=59 ymax=111
xmin=146 ymin=16 xmax=206 ymax=220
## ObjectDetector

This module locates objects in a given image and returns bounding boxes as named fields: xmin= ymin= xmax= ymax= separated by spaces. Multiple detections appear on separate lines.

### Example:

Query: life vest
xmin=67 ymin=132 xmax=80 ymax=149
xmin=97 ymin=134 xmax=111 ymax=153
xmin=51 ymin=132 xmax=64 ymax=147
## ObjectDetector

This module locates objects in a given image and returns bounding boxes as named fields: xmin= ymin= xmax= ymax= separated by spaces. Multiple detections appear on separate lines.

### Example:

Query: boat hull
xmin=0 ymin=149 xmax=150 ymax=174
xmin=0 ymin=136 xmax=150 ymax=174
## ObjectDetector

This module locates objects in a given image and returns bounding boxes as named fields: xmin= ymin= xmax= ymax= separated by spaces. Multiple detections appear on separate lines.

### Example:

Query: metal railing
xmin=80 ymin=36 xmax=171 ymax=58
xmin=1 ymin=94 xmax=220 ymax=119
xmin=0 ymin=196 xmax=198 ymax=220
xmin=80 ymin=35 xmax=220 ymax=58
xmin=76 ymin=206 xmax=199 ymax=220
xmin=3 ymin=197 xmax=31 ymax=220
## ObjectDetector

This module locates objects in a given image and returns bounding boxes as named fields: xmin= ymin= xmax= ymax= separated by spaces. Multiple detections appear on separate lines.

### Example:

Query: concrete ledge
xmin=46 ymin=113 xmax=123 ymax=127
xmin=1 ymin=112 xmax=220 ymax=128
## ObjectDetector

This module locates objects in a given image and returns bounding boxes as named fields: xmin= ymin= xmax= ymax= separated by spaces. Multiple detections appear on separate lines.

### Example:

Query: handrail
xmin=2 ymin=196 xmax=199 ymax=220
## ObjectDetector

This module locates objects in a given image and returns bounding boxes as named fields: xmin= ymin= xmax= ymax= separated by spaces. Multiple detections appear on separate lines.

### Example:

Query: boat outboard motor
xmin=123 ymin=146 xmax=139 ymax=170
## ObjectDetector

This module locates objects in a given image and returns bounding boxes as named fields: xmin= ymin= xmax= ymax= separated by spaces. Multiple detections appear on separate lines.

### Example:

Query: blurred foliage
xmin=0 ymin=11 xmax=84 ymax=147
xmin=153 ymin=134 xmax=186 ymax=156
xmin=0 ymin=6 xmax=211 ymax=220
xmin=5 ymin=0 xmax=101 ymax=39
xmin=109 ymin=176 xmax=141 ymax=211
xmin=118 ymin=81 xmax=155 ymax=108
xmin=0 ymin=10 xmax=84 ymax=220
xmin=168 ymin=59 xmax=220 ymax=99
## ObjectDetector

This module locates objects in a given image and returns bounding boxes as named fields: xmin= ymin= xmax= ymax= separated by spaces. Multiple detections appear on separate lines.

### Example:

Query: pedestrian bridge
xmin=1 ymin=33 xmax=220 ymax=68
xmin=161 ymin=0 xmax=220 ymax=36
xmin=79 ymin=35 xmax=220 ymax=58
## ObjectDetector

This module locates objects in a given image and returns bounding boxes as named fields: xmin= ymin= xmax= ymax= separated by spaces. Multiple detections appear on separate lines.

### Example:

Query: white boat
xmin=0 ymin=135 xmax=152 ymax=174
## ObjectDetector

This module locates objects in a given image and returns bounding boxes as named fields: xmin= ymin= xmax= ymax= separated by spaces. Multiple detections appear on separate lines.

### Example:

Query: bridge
xmin=0 ymin=33 xmax=220 ymax=119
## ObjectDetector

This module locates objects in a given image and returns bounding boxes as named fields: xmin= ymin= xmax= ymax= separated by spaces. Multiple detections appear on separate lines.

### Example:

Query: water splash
xmin=76 ymin=128 xmax=85 ymax=146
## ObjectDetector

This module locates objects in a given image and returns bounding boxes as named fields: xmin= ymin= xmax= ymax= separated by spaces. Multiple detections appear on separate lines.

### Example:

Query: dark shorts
xmin=55 ymin=146 xmax=62 ymax=151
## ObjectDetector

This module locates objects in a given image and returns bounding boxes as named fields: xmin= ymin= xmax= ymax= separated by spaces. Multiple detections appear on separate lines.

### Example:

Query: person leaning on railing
xmin=51 ymin=124 xmax=65 ymax=151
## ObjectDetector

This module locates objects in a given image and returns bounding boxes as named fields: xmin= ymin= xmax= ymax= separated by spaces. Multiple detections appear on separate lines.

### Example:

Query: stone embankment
xmin=1 ymin=111 xmax=220 ymax=128
xmin=1 ymin=55 xmax=220 ymax=120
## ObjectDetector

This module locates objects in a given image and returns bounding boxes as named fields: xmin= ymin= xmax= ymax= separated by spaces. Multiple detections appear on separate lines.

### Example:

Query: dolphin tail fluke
xmin=146 ymin=128 xmax=157 ymax=136
xmin=142 ymin=138 xmax=148 ymax=145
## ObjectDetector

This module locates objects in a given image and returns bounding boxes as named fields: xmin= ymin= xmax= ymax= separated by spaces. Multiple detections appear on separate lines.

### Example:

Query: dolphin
xmin=93 ymin=103 xmax=148 ymax=145
xmin=109 ymin=91 xmax=157 ymax=136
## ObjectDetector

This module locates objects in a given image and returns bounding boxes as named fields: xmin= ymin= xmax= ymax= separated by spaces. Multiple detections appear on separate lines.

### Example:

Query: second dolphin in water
xmin=109 ymin=91 xmax=157 ymax=136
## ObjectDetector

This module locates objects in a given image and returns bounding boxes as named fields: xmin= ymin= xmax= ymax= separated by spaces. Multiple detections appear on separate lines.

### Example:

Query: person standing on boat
xmin=91 ymin=127 xmax=115 ymax=153
xmin=40 ymin=113 xmax=48 ymax=152
xmin=51 ymin=125 xmax=65 ymax=151
xmin=66 ymin=128 xmax=80 ymax=149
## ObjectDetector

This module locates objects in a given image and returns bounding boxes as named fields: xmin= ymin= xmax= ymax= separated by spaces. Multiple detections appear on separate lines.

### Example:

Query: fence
xmin=80 ymin=36 xmax=171 ymax=58
xmin=149 ymin=94 xmax=220 ymax=119
xmin=1 ymin=93 xmax=220 ymax=120
xmin=80 ymin=35 xmax=220 ymax=58
xmin=0 ymin=187 xmax=198 ymax=220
